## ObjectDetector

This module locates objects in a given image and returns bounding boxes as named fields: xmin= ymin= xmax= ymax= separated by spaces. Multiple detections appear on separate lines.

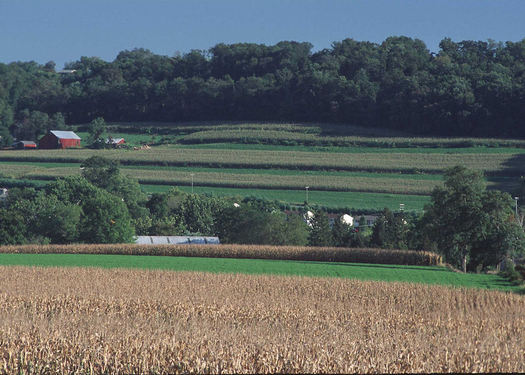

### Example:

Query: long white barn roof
xmin=50 ymin=130 xmax=81 ymax=140
xmin=135 ymin=236 xmax=220 ymax=245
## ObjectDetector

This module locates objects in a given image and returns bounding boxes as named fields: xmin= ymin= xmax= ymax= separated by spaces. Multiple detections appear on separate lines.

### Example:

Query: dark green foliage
xmin=81 ymin=156 xmax=120 ymax=186
xmin=48 ymin=112 xmax=66 ymax=130
xmin=146 ymin=193 xmax=170 ymax=218
xmin=308 ymin=210 xmax=333 ymax=247
xmin=177 ymin=194 xmax=222 ymax=235
xmin=2 ymin=37 xmax=525 ymax=139
xmin=422 ymin=166 xmax=525 ymax=271
xmin=500 ymin=261 xmax=524 ymax=285
xmin=5 ymin=190 xmax=81 ymax=244
xmin=283 ymin=215 xmax=310 ymax=246
xmin=331 ymin=216 xmax=353 ymax=247
xmin=7 ymin=108 xmax=66 ymax=142
xmin=216 ymin=206 xmax=309 ymax=245
xmin=0 ymin=178 xmax=44 ymax=189
xmin=46 ymin=176 xmax=135 ymax=243
xmin=0 ymin=99 xmax=13 ymax=146
xmin=81 ymin=156 xmax=148 ymax=222
xmin=349 ymin=231 xmax=367 ymax=248
xmin=12 ymin=110 xmax=49 ymax=140
xmin=370 ymin=208 xmax=410 ymax=249
xmin=33 ymin=195 xmax=81 ymax=244
xmin=0 ymin=208 xmax=27 ymax=245
xmin=515 ymin=264 xmax=525 ymax=282
xmin=240 ymin=196 xmax=281 ymax=212
xmin=87 ymin=117 xmax=107 ymax=148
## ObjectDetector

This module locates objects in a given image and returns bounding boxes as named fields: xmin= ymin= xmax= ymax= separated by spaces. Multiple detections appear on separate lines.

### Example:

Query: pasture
xmin=0 ymin=253 xmax=515 ymax=291
xmin=1 ymin=266 xmax=524 ymax=373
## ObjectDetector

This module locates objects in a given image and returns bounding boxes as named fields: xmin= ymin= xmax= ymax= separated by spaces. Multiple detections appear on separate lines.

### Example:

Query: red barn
xmin=106 ymin=137 xmax=125 ymax=147
xmin=39 ymin=130 xmax=81 ymax=149
xmin=12 ymin=141 xmax=37 ymax=150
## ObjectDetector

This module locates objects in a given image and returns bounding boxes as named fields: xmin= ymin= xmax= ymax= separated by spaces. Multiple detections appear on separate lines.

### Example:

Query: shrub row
xmin=0 ymin=244 xmax=442 ymax=266
xmin=0 ymin=178 xmax=46 ymax=189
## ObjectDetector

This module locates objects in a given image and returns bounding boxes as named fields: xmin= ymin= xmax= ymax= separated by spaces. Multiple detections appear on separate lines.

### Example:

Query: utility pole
xmin=191 ymin=173 xmax=195 ymax=194
xmin=305 ymin=186 xmax=309 ymax=205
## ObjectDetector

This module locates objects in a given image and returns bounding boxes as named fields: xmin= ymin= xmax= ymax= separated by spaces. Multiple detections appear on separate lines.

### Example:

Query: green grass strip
xmin=142 ymin=185 xmax=430 ymax=211
xmin=0 ymin=253 xmax=517 ymax=292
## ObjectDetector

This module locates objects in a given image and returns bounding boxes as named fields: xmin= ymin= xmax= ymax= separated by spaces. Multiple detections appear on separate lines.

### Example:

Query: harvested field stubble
xmin=0 ymin=267 xmax=524 ymax=373
xmin=0 ymin=244 xmax=442 ymax=266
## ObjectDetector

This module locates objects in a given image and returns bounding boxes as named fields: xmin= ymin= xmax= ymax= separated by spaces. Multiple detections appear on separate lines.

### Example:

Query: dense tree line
xmin=2 ymin=36 xmax=525 ymax=145
xmin=0 ymin=156 xmax=311 ymax=245
xmin=0 ymin=159 xmax=523 ymax=271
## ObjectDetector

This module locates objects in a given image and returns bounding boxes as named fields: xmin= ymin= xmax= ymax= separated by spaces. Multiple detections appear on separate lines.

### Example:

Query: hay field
xmin=1 ymin=266 xmax=524 ymax=373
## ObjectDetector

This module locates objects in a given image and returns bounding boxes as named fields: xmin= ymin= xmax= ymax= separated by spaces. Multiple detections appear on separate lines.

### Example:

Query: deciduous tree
xmin=422 ymin=166 xmax=525 ymax=271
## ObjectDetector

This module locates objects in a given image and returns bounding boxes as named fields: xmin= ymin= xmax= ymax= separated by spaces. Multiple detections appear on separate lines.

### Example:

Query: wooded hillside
xmin=1 ymin=36 xmax=525 ymax=144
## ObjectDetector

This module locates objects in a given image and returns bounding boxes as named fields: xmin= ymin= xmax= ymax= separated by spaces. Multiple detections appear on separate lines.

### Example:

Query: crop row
xmin=1 ymin=267 xmax=524 ymax=373
xmin=176 ymin=142 xmax=525 ymax=154
xmin=0 ymin=244 xmax=443 ymax=266
xmin=1 ymin=163 xmax=441 ymax=195
xmin=180 ymin=128 xmax=525 ymax=148
xmin=86 ymin=122 xmax=324 ymax=136
xmin=0 ymin=147 xmax=523 ymax=175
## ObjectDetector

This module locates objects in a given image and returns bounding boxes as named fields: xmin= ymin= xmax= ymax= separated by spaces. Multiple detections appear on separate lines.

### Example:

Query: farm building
xmin=354 ymin=215 xmax=378 ymax=228
xmin=105 ymin=137 xmax=125 ymax=147
xmin=39 ymin=130 xmax=81 ymax=149
xmin=286 ymin=210 xmax=377 ymax=229
xmin=327 ymin=213 xmax=354 ymax=227
xmin=0 ymin=188 xmax=7 ymax=201
xmin=134 ymin=236 xmax=220 ymax=245
xmin=12 ymin=141 xmax=37 ymax=150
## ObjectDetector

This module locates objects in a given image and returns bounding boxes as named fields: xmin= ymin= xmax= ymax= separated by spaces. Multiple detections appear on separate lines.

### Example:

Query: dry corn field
xmin=0 ymin=244 xmax=442 ymax=266
xmin=1 ymin=266 xmax=524 ymax=373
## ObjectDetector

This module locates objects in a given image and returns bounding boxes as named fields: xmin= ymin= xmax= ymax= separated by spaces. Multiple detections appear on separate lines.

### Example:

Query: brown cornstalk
xmin=0 ymin=266 xmax=523 ymax=373
xmin=0 ymin=244 xmax=442 ymax=266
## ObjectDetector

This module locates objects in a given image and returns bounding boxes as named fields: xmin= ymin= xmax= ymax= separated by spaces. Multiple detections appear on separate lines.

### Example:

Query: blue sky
xmin=1 ymin=0 xmax=524 ymax=69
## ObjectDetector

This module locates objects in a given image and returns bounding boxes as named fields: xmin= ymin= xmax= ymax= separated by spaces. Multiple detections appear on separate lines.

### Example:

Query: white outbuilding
xmin=340 ymin=214 xmax=354 ymax=226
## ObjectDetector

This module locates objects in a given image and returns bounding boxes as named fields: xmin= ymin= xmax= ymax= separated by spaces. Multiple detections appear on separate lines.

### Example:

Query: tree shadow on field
xmin=293 ymin=261 xmax=448 ymax=272
xmin=488 ymin=153 xmax=525 ymax=193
